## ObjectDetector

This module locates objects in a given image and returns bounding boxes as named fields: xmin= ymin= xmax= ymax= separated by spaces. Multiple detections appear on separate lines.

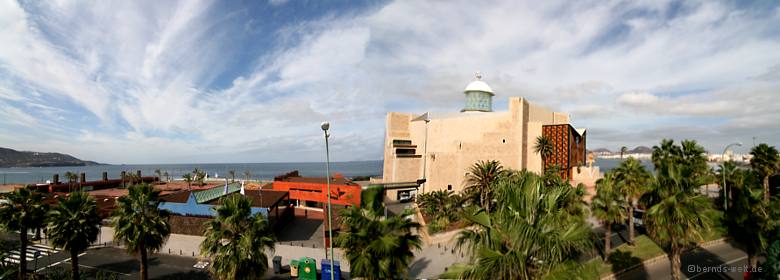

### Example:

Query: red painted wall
xmin=272 ymin=181 xmax=361 ymax=206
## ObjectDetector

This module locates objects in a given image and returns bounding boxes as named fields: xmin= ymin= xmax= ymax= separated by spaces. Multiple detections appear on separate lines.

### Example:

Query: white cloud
xmin=1 ymin=0 xmax=779 ymax=162
xmin=618 ymin=91 xmax=660 ymax=107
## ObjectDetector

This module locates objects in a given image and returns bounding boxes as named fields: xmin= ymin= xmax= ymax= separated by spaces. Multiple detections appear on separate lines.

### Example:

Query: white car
xmin=399 ymin=192 xmax=412 ymax=202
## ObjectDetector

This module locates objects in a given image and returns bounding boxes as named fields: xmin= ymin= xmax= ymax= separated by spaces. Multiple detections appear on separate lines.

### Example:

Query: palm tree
xmin=620 ymin=146 xmax=628 ymax=159
xmin=724 ymin=169 xmax=774 ymax=269
xmin=201 ymin=194 xmax=275 ymax=279
xmin=614 ymin=157 xmax=651 ymax=245
xmin=456 ymin=170 xmax=593 ymax=279
xmin=192 ymin=168 xmax=205 ymax=186
xmin=750 ymin=143 xmax=779 ymax=202
xmin=463 ymin=160 xmax=505 ymax=213
xmin=680 ymin=140 xmax=711 ymax=180
xmin=228 ymin=170 xmax=236 ymax=183
xmin=243 ymin=170 xmax=251 ymax=182
xmin=64 ymin=171 xmax=78 ymax=192
xmin=0 ymin=188 xmax=47 ymax=279
xmin=154 ymin=169 xmax=162 ymax=182
xmin=111 ymin=184 xmax=171 ymax=280
xmin=47 ymin=191 xmax=102 ymax=280
xmin=196 ymin=170 xmax=206 ymax=186
xmin=651 ymin=139 xmax=681 ymax=168
xmin=337 ymin=205 xmax=421 ymax=279
xmin=127 ymin=172 xmax=141 ymax=186
xmin=534 ymin=136 xmax=554 ymax=171
xmin=163 ymin=171 xmax=169 ymax=182
xmin=415 ymin=190 xmax=461 ymax=233
xmin=591 ymin=172 xmax=627 ymax=259
xmin=415 ymin=190 xmax=449 ymax=218
xmin=641 ymin=140 xmax=712 ymax=280
xmin=182 ymin=173 xmax=193 ymax=190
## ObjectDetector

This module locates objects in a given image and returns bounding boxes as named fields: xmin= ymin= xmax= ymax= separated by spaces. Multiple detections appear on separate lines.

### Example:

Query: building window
xmin=447 ymin=185 xmax=452 ymax=191
xmin=502 ymin=139 xmax=506 ymax=143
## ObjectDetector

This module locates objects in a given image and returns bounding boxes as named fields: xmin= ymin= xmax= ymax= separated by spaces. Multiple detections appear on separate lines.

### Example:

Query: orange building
xmin=272 ymin=171 xmax=361 ymax=207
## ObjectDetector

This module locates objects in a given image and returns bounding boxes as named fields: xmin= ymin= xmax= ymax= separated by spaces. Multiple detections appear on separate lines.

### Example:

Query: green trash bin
xmin=298 ymin=257 xmax=317 ymax=280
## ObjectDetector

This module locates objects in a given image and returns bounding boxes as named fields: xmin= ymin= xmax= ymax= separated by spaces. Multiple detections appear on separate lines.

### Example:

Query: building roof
xmin=159 ymin=189 xmax=288 ymax=209
xmin=210 ymin=190 xmax=288 ymax=208
xmin=159 ymin=191 xmax=191 ymax=203
xmin=274 ymin=170 xmax=356 ymax=185
xmin=281 ymin=176 xmax=354 ymax=185
xmin=192 ymin=183 xmax=241 ymax=204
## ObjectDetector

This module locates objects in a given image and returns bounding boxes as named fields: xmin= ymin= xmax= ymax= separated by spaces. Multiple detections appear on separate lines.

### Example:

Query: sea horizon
xmin=0 ymin=158 xmax=649 ymax=185
xmin=0 ymin=160 xmax=385 ymax=185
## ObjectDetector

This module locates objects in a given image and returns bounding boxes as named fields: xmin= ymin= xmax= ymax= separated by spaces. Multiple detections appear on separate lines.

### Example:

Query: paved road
xmin=2 ymin=232 xmax=208 ymax=279
xmin=37 ymin=247 xmax=210 ymax=280
xmin=617 ymin=241 xmax=757 ymax=280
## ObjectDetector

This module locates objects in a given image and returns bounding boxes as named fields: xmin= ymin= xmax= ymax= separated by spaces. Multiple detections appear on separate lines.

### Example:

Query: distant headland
xmin=0 ymin=147 xmax=101 ymax=168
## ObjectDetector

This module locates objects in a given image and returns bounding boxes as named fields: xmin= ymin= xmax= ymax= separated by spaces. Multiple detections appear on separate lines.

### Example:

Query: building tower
xmin=461 ymin=72 xmax=495 ymax=112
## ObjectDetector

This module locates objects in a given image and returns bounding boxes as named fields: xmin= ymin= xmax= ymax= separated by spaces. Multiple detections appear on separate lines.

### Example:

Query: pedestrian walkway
xmin=2 ymin=243 xmax=58 ymax=264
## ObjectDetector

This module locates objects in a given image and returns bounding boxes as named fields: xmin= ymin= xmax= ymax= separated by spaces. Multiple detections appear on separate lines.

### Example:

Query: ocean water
xmin=0 ymin=161 xmax=384 ymax=184
xmin=0 ymin=158 xmax=657 ymax=185
xmin=594 ymin=158 xmax=655 ymax=172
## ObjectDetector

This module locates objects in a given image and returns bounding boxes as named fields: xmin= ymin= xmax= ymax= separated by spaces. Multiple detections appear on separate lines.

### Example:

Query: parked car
xmin=399 ymin=192 xmax=412 ymax=202
xmin=631 ymin=208 xmax=646 ymax=230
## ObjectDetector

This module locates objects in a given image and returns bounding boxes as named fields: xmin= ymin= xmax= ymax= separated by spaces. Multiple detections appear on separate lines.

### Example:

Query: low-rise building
xmin=271 ymin=171 xmax=361 ymax=207
xmin=158 ymin=183 xmax=293 ymax=234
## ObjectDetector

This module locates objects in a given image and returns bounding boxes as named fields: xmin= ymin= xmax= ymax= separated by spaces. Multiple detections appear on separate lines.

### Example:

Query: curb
xmin=600 ymin=237 xmax=730 ymax=280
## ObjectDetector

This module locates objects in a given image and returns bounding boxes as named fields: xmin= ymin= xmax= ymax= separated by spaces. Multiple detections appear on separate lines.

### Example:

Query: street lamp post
xmin=722 ymin=142 xmax=742 ymax=211
xmin=321 ymin=122 xmax=335 ymax=280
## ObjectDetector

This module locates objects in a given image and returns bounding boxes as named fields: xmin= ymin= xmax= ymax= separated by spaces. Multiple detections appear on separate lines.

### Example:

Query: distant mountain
xmin=628 ymin=146 xmax=653 ymax=154
xmin=0 ymin=147 xmax=101 ymax=168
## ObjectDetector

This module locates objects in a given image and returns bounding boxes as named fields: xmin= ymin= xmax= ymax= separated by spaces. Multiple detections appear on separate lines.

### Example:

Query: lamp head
xmin=321 ymin=121 xmax=330 ymax=131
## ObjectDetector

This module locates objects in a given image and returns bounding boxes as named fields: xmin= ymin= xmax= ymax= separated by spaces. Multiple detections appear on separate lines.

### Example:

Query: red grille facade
xmin=542 ymin=124 xmax=587 ymax=180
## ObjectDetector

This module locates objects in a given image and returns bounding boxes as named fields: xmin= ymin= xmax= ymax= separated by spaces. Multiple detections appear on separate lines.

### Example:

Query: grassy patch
xmin=702 ymin=208 xmax=728 ymax=241
xmin=438 ymin=263 xmax=471 ymax=279
xmin=593 ymin=235 xmax=665 ymax=277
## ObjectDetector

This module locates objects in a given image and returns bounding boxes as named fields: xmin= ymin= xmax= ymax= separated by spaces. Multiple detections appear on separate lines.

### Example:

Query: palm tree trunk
xmin=482 ymin=187 xmax=489 ymax=213
xmin=764 ymin=176 xmax=770 ymax=202
xmin=628 ymin=202 xmax=635 ymax=245
xmin=670 ymin=248 xmax=682 ymax=280
xmin=19 ymin=226 xmax=27 ymax=280
xmin=604 ymin=223 xmax=611 ymax=260
xmin=71 ymin=249 xmax=80 ymax=280
xmin=140 ymin=242 xmax=148 ymax=280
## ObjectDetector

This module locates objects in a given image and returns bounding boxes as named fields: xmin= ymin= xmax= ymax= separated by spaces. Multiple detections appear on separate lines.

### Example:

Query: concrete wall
xmin=382 ymin=112 xmax=416 ymax=180
xmin=526 ymin=121 xmax=544 ymax=173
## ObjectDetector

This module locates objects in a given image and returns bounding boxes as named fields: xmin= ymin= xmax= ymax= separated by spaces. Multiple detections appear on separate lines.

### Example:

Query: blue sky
xmin=1 ymin=0 xmax=779 ymax=164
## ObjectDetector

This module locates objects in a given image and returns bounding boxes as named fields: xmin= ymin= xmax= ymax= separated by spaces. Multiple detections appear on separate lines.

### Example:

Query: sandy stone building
xmin=380 ymin=73 xmax=599 ymax=199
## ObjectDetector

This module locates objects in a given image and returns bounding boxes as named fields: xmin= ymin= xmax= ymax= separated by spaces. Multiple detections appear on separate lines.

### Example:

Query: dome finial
xmin=475 ymin=71 xmax=482 ymax=80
